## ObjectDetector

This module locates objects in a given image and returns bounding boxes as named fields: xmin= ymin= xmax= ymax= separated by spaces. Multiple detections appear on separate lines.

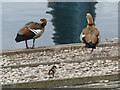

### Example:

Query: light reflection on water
xmin=2 ymin=2 xmax=118 ymax=50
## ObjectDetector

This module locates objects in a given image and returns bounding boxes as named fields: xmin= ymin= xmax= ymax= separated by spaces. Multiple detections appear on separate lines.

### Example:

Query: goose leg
xmin=89 ymin=48 xmax=94 ymax=58
xmin=25 ymin=40 xmax=29 ymax=49
xmin=91 ymin=48 xmax=94 ymax=54
xmin=31 ymin=39 xmax=35 ymax=49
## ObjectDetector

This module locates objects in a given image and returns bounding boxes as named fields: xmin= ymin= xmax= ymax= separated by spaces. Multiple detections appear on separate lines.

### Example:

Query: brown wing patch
xmin=92 ymin=35 xmax=98 ymax=44
xmin=85 ymin=34 xmax=91 ymax=43
xmin=18 ymin=28 xmax=30 ymax=35
xmin=85 ymin=34 xmax=99 ymax=44
xmin=82 ymin=27 xmax=99 ymax=44
xmin=28 ymin=23 xmax=42 ymax=30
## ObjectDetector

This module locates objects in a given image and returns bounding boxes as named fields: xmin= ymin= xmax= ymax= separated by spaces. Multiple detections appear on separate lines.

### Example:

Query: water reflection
xmin=48 ymin=2 xmax=97 ymax=45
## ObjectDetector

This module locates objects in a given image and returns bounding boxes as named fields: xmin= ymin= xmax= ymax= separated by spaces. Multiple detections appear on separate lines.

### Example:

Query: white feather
xmin=28 ymin=28 xmax=42 ymax=35
xmin=82 ymin=34 xmax=85 ymax=37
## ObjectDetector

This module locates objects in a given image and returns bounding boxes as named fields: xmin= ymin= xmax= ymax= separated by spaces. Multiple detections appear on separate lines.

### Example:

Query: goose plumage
xmin=15 ymin=18 xmax=47 ymax=49
xmin=80 ymin=13 xmax=100 ymax=54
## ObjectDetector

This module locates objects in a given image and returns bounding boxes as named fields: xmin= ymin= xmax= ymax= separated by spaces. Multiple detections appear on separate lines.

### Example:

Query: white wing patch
xmin=81 ymin=34 xmax=85 ymax=37
xmin=28 ymin=28 xmax=42 ymax=35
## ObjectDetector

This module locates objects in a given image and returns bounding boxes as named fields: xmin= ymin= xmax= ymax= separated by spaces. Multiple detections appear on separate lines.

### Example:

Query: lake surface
xmin=2 ymin=2 xmax=118 ymax=50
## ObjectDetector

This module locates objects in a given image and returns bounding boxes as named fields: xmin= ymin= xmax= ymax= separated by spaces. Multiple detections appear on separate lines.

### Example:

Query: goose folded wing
xmin=80 ymin=29 xmax=86 ymax=43
xmin=26 ymin=23 xmax=44 ymax=39
xmin=18 ymin=22 xmax=34 ymax=35
xmin=18 ymin=22 xmax=43 ymax=35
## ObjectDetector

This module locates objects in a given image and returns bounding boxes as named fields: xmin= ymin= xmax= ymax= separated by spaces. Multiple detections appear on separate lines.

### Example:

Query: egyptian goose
xmin=15 ymin=18 xmax=47 ymax=49
xmin=80 ymin=13 xmax=100 ymax=54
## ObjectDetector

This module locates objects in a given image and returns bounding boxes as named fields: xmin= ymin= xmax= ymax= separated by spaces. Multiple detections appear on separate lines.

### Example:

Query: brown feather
xmin=92 ymin=35 xmax=98 ymax=44
xmin=85 ymin=34 xmax=91 ymax=43
xmin=18 ymin=28 xmax=30 ymax=35
xmin=17 ymin=18 xmax=47 ymax=39
xmin=28 ymin=23 xmax=42 ymax=30
xmin=81 ymin=27 xmax=99 ymax=44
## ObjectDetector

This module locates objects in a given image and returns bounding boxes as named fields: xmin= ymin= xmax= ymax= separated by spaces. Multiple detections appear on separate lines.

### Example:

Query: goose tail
xmin=86 ymin=42 xmax=96 ymax=49
xmin=15 ymin=34 xmax=26 ymax=42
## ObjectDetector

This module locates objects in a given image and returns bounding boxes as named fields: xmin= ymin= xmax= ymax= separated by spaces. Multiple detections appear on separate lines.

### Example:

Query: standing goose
xmin=80 ymin=13 xmax=100 ymax=54
xmin=15 ymin=18 xmax=47 ymax=49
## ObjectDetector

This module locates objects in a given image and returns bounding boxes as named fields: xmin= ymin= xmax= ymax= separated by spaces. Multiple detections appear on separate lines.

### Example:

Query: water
xmin=2 ymin=2 xmax=118 ymax=50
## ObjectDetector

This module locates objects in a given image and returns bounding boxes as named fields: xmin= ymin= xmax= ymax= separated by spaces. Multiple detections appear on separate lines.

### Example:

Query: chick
xmin=48 ymin=65 xmax=57 ymax=78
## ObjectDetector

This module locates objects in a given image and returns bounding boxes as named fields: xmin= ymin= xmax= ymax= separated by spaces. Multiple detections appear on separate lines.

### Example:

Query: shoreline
xmin=1 ymin=38 xmax=119 ymax=55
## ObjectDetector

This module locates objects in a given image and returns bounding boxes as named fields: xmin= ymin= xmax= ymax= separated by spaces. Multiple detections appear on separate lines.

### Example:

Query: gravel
xmin=0 ymin=38 xmax=119 ymax=85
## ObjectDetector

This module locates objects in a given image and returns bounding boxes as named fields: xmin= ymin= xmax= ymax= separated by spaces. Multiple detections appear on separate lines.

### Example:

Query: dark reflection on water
xmin=48 ymin=2 xmax=97 ymax=45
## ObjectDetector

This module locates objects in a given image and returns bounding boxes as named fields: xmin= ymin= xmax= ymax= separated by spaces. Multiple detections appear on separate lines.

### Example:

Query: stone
xmin=82 ymin=67 xmax=90 ymax=71
xmin=61 ymin=54 xmax=66 ymax=59
xmin=64 ymin=50 xmax=69 ymax=53
xmin=106 ymin=60 xmax=112 ymax=63
xmin=104 ymin=80 xmax=109 ymax=83
xmin=108 ymin=70 xmax=112 ymax=73
xmin=93 ymin=63 xmax=98 ymax=67
xmin=0 ymin=40 xmax=118 ymax=85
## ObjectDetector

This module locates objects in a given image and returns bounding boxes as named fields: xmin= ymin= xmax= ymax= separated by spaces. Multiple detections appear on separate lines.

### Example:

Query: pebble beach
xmin=0 ymin=38 xmax=119 ymax=87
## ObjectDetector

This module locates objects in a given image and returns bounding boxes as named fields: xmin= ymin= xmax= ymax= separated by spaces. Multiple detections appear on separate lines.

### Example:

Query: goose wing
xmin=80 ymin=28 xmax=100 ymax=44
xmin=18 ymin=22 xmax=43 ymax=35
xmin=17 ymin=22 xmax=34 ymax=35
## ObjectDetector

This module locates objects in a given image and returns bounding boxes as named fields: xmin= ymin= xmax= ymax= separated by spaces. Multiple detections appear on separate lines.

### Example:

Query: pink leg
xmin=25 ymin=40 xmax=29 ymax=49
xmin=89 ymin=48 xmax=94 ymax=58
xmin=31 ymin=39 xmax=35 ymax=49
xmin=91 ymin=48 xmax=94 ymax=54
